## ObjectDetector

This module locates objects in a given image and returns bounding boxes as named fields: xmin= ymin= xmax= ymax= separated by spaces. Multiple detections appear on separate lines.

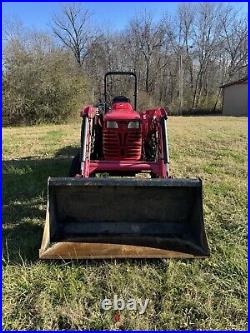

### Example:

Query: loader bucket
xmin=39 ymin=178 xmax=209 ymax=259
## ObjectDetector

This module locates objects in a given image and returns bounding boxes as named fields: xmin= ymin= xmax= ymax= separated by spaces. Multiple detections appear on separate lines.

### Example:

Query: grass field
xmin=2 ymin=116 xmax=248 ymax=330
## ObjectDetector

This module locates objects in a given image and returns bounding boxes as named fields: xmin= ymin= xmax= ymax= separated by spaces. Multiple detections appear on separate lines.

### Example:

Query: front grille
xmin=103 ymin=127 xmax=142 ymax=160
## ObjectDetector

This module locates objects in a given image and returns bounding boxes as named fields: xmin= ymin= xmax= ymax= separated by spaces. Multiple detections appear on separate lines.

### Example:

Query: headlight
xmin=107 ymin=121 xmax=118 ymax=128
xmin=128 ymin=121 xmax=140 ymax=129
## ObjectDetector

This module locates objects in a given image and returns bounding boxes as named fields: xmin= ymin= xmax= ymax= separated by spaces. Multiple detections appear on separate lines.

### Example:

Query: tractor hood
xmin=104 ymin=102 xmax=140 ymax=121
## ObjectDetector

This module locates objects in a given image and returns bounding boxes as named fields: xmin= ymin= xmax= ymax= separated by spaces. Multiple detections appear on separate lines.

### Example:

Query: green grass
xmin=2 ymin=116 xmax=247 ymax=330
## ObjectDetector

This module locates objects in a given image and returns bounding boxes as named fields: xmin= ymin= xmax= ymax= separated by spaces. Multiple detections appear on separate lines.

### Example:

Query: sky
xmin=2 ymin=1 xmax=248 ymax=32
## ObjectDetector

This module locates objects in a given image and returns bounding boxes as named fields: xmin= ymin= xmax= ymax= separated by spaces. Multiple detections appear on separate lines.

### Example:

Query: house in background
xmin=220 ymin=77 xmax=248 ymax=116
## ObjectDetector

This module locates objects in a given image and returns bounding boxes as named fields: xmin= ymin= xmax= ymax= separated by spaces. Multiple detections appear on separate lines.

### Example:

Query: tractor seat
xmin=112 ymin=96 xmax=131 ymax=103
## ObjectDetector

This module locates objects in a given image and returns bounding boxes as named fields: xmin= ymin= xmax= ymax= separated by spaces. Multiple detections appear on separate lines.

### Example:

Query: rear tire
xmin=69 ymin=153 xmax=81 ymax=177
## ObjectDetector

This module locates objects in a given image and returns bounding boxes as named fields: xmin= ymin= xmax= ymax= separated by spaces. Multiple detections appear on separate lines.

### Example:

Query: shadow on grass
xmin=3 ymin=222 xmax=43 ymax=264
xmin=2 ymin=157 xmax=70 ymax=265
xmin=54 ymin=145 xmax=79 ymax=158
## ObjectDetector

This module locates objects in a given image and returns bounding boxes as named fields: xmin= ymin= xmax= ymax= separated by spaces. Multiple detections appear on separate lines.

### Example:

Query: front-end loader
xmin=39 ymin=72 xmax=209 ymax=259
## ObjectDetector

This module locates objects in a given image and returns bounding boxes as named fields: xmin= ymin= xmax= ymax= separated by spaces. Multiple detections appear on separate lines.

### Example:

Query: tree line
xmin=3 ymin=2 xmax=248 ymax=125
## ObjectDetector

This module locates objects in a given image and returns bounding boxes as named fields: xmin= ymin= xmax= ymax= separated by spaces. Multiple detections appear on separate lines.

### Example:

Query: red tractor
xmin=70 ymin=72 xmax=169 ymax=179
xmin=40 ymin=72 xmax=209 ymax=260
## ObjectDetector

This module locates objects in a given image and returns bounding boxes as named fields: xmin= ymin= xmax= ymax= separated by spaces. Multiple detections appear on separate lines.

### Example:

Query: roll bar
xmin=104 ymin=71 xmax=137 ymax=111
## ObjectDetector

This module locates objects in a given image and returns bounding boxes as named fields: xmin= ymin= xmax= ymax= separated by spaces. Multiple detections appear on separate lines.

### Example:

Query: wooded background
xmin=3 ymin=2 xmax=248 ymax=125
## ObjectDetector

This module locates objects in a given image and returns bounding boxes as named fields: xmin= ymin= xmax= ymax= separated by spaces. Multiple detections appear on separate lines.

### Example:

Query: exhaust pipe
xmin=39 ymin=178 xmax=209 ymax=259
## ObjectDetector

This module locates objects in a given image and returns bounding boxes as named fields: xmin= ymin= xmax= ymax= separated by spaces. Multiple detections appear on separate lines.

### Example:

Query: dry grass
xmin=2 ymin=116 xmax=247 ymax=330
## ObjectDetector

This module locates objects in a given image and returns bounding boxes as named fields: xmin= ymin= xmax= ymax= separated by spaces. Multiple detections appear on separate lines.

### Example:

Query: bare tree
xmin=52 ymin=3 xmax=94 ymax=67
xmin=2 ymin=17 xmax=24 ymax=43
xmin=4 ymin=2 xmax=247 ymax=120
xmin=219 ymin=7 xmax=248 ymax=80
xmin=128 ymin=12 xmax=165 ymax=93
